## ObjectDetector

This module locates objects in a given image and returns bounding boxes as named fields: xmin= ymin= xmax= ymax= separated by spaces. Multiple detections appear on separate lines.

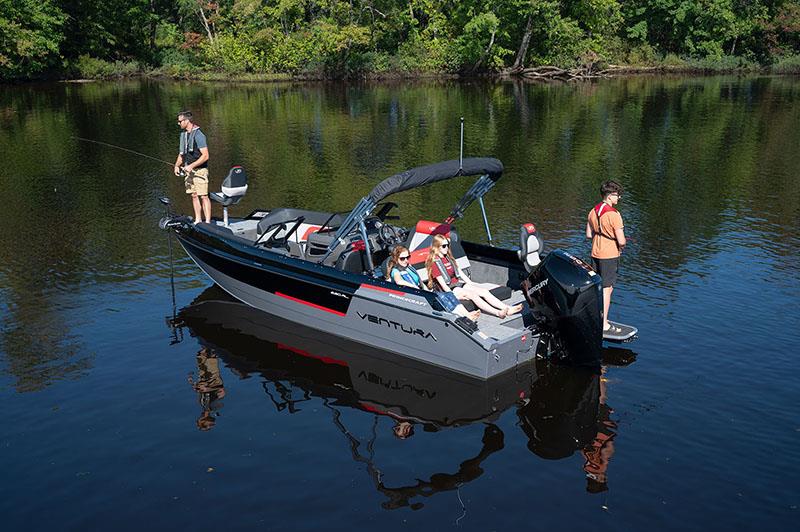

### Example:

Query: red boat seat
xmin=404 ymin=220 xmax=471 ymax=283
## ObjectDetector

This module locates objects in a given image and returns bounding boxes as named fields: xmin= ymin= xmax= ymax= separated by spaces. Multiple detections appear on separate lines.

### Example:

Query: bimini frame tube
xmin=358 ymin=221 xmax=375 ymax=271
xmin=321 ymin=196 xmax=376 ymax=263
xmin=477 ymin=196 xmax=493 ymax=245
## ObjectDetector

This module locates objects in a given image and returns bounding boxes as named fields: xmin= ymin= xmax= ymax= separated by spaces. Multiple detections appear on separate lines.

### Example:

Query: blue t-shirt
xmin=179 ymin=126 xmax=208 ymax=168
xmin=179 ymin=127 xmax=208 ymax=153
xmin=391 ymin=266 xmax=421 ymax=288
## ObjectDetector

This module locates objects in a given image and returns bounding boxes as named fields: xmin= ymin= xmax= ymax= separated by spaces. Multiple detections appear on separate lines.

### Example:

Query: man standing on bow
xmin=174 ymin=110 xmax=211 ymax=224
xmin=586 ymin=180 xmax=627 ymax=333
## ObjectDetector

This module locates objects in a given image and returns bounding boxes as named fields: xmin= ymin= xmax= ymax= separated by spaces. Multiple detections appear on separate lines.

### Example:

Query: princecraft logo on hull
xmin=356 ymin=312 xmax=437 ymax=342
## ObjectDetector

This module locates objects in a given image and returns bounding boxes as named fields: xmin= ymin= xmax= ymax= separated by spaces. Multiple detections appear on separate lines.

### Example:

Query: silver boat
xmin=161 ymin=157 xmax=623 ymax=379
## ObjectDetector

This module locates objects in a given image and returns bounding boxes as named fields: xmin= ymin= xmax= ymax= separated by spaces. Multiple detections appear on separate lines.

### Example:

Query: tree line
xmin=2 ymin=0 xmax=800 ymax=81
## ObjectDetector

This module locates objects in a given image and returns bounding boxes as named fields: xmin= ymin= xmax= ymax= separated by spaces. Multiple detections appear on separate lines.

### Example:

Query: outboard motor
xmin=523 ymin=249 xmax=603 ymax=366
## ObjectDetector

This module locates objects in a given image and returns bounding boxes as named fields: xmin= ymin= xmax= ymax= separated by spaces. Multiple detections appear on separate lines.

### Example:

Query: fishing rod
xmin=72 ymin=136 xmax=193 ymax=175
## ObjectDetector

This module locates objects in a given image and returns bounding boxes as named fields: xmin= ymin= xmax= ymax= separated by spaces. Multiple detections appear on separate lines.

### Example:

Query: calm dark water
xmin=1 ymin=77 xmax=798 ymax=530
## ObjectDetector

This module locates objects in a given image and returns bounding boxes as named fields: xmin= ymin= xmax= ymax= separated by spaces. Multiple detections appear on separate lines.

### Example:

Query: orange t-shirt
xmin=588 ymin=203 xmax=623 ymax=259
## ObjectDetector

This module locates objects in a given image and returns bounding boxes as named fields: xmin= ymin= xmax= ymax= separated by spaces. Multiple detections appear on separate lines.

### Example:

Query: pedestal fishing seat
xmin=210 ymin=166 xmax=248 ymax=226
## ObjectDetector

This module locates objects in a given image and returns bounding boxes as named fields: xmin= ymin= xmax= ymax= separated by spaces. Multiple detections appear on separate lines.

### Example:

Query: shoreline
xmin=9 ymin=63 xmax=800 ymax=86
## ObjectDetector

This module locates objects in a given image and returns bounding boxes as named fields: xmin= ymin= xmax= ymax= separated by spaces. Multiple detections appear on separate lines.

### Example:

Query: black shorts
xmin=593 ymin=257 xmax=619 ymax=288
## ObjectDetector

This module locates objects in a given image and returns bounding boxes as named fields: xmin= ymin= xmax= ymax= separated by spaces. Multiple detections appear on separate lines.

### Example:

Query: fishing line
xmin=72 ymin=136 xmax=186 ymax=171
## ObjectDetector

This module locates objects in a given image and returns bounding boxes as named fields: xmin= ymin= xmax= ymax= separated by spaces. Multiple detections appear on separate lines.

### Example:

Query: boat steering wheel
xmin=378 ymin=223 xmax=402 ymax=247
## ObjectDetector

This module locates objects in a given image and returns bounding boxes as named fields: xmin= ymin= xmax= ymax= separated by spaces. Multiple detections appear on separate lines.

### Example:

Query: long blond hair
xmin=385 ymin=245 xmax=410 ymax=280
xmin=425 ymin=234 xmax=456 ymax=289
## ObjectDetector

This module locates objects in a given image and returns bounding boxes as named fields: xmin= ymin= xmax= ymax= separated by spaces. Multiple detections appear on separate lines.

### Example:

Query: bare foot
xmin=507 ymin=303 xmax=523 ymax=316
xmin=468 ymin=310 xmax=481 ymax=322
xmin=497 ymin=307 xmax=508 ymax=319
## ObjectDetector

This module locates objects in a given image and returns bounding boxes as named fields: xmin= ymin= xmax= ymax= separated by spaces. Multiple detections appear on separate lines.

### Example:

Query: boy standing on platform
xmin=586 ymin=180 xmax=627 ymax=333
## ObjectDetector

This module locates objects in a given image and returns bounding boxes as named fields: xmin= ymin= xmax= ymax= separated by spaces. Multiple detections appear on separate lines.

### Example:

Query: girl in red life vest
xmin=425 ymin=234 xmax=522 ymax=319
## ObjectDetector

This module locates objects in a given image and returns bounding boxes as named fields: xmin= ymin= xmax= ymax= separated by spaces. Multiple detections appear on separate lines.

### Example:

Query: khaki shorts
xmin=185 ymin=167 xmax=209 ymax=196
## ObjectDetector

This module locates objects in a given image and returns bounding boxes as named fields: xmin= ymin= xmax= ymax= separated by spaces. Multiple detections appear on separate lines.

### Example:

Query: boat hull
xmin=175 ymin=228 xmax=538 ymax=379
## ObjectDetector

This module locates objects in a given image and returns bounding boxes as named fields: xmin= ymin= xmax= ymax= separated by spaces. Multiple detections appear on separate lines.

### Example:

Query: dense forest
xmin=2 ymin=0 xmax=800 ymax=81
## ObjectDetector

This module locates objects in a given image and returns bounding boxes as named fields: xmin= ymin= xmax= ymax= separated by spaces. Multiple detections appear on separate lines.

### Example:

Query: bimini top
xmin=367 ymin=157 xmax=504 ymax=203
xmin=325 ymin=157 xmax=504 ymax=259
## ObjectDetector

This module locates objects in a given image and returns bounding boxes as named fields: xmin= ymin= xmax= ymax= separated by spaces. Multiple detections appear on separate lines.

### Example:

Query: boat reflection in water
xmin=174 ymin=286 xmax=635 ymax=506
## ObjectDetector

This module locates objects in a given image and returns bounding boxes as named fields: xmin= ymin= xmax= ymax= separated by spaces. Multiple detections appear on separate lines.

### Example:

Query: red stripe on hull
xmin=276 ymin=343 xmax=348 ymax=367
xmin=360 ymin=284 xmax=405 ymax=296
xmin=275 ymin=292 xmax=346 ymax=317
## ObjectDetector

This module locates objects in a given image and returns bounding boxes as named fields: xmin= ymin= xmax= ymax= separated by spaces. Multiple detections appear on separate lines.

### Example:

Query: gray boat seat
xmin=256 ymin=209 xmax=345 ymax=250
xmin=210 ymin=166 xmax=248 ymax=226
xmin=459 ymin=286 xmax=514 ymax=312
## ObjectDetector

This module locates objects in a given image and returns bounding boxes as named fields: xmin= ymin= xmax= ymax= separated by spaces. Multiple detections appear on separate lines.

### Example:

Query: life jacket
xmin=592 ymin=202 xmax=618 ymax=241
xmin=392 ymin=266 xmax=421 ymax=288
xmin=181 ymin=126 xmax=208 ymax=169
xmin=432 ymin=256 xmax=460 ymax=289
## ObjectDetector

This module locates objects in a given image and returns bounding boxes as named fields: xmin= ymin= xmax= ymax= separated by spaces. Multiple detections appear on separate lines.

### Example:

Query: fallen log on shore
xmin=506 ymin=62 xmax=609 ymax=81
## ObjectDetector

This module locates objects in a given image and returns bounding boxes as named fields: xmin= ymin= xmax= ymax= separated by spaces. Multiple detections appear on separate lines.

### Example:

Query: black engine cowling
xmin=523 ymin=249 xmax=603 ymax=366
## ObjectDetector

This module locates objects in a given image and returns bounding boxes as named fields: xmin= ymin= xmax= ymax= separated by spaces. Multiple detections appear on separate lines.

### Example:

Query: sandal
xmin=603 ymin=324 xmax=623 ymax=334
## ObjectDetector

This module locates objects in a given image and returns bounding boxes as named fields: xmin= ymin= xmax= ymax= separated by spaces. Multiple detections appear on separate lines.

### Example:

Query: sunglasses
xmin=398 ymin=255 xmax=410 ymax=261
xmin=441 ymin=243 xmax=449 ymax=249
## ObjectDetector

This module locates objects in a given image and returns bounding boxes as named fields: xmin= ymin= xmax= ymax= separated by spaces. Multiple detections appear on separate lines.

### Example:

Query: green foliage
xmin=626 ymin=43 xmax=658 ymax=65
xmin=685 ymin=54 xmax=759 ymax=71
xmin=0 ymin=0 xmax=65 ymax=80
xmin=4 ymin=0 xmax=800 ymax=80
xmin=72 ymin=55 xmax=141 ymax=79
xmin=396 ymin=33 xmax=451 ymax=73
xmin=449 ymin=12 xmax=512 ymax=72
xmin=156 ymin=48 xmax=201 ymax=77
xmin=662 ymin=53 xmax=687 ymax=67
xmin=771 ymin=54 xmax=800 ymax=73
xmin=201 ymin=33 xmax=263 ymax=74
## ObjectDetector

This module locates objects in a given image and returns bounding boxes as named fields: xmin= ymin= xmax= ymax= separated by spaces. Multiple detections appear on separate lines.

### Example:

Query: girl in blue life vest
xmin=385 ymin=245 xmax=480 ymax=322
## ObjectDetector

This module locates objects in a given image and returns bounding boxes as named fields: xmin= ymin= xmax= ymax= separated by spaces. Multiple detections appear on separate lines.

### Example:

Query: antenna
xmin=459 ymin=117 xmax=464 ymax=170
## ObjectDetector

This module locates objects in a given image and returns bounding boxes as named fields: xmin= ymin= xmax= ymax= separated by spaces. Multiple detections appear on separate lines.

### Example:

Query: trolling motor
xmin=523 ymin=249 xmax=604 ymax=366
xmin=158 ymin=197 xmax=193 ymax=230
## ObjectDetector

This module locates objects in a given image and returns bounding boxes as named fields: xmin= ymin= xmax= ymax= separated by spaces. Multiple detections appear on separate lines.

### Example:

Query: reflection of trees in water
xmin=2 ymin=76 xmax=797 ymax=388
xmin=0 ymin=303 xmax=89 ymax=393
xmin=0 ymin=83 xmax=177 ymax=391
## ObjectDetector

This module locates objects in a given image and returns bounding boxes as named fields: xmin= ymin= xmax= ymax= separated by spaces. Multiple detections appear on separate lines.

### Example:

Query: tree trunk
xmin=149 ymin=0 xmax=157 ymax=50
xmin=198 ymin=5 xmax=215 ymax=43
xmin=512 ymin=15 xmax=533 ymax=71
xmin=472 ymin=31 xmax=496 ymax=72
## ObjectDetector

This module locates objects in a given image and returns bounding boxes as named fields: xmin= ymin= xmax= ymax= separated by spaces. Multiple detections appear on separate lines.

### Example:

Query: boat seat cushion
xmin=405 ymin=220 xmax=471 ymax=282
xmin=210 ymin=166 xmax=248 ymax=206
xmin=256 ymin=208 xmax=344 ymax=235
